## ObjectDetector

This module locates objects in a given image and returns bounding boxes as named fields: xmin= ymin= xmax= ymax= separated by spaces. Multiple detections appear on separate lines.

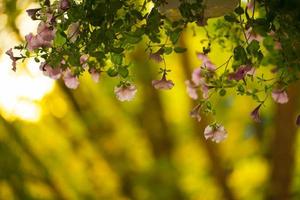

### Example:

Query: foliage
xmin=6 ymin=0 xmax=300 ymax=141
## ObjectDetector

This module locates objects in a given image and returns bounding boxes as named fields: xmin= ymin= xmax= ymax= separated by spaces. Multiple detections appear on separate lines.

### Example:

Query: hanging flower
xmin=67 ymin=22 xmax=80 ymax=43
xmin=89 ymin=68 xmax=100 ymax=83
xmin=114 ymin=84 xmax=137 ymax=101
xmin=149 ymin=49 xmax=163 ymax=63
xmin=63 ymin=68 xmax=80 ymax=89
xmin=190 ymin=104 xmax=202 ymax=122
xmin=185 ymin=80 xmax=198 ymax=99
xmin=152 ymin=73 xmax=174 ymax=90
xmin=5 ymin=48 xmax=18 ymax=71
xmin=196 ymin=53 xmax=216 ymax=71
xmin=251 ymin=104 xmax=262 ymax=122
xmin=246 ymin=28 xmax=263 ymax=42
xmin=228 ymin=65 xmax=253 ymax=81
xmin=201 ymin=84 xmax=209 ymax=99
xmin=59 ymin=0 xmax=70 ymax=11
xmin=37 ymin=22 xmax=56 ymax=41
xmin=272 ymin=90 xmax=288 ymax=104
xmin=192 ymin=68 xmax=205 ymax=86
xmin=39 ymin=62 xmax=62 ymax=80
xmin=204 ymin=124 xmax=228 ymax=143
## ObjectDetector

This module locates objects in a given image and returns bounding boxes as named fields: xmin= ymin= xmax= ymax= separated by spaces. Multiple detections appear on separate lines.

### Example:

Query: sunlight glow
xmin=0 ymin=4 xmax=54 ymax=122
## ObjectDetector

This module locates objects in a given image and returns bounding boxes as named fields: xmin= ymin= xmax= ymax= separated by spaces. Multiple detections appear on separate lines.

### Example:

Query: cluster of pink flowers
xmin=185 ymin=53 xmax=216 ymax=101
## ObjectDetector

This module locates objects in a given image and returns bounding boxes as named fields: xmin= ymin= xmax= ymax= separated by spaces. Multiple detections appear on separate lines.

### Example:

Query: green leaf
xmin=170 ymin=28 xmax=182 ymax=44
xmin=118 ymin=67 xmax=129 ymax=78
xmin=234 ymin=45 xmax=248 ymax=63
xmin=163 ymin=47 xmax=173 ymax=55
xmin=246 ymin=40 xmax=260 ymax=55
xmin=111 ymin=53 xmax=123 ymax=65
xmin=54 ymin=32 xmax=66 ymax=47
xmin=174 ymin=47 xmax=187 ymax=53
xmin=234 ymin=7 xmax=244 ymax=15
xmin=224 ymin=14 xmax=239 ymax=23
xmin=107 ymin=68 xmax=118 ymax=77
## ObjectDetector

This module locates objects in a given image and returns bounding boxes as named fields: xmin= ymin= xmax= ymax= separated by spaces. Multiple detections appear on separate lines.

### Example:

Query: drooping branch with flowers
xmin=6 ymin=0 xmax=300 ymax=142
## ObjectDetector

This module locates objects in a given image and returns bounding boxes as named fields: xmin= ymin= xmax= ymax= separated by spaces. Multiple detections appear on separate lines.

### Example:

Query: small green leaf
xmin=234 ymin=7 xmax=244 ymax=15
xmin=107 ymin=68 xmax=118 ymax=77
xmin=118 ymin=67 xmax=129 ymax=78
xmin=174 ymin=47 xmax=187 ymax=53
xmin=111 ymin=53 xmax=123 ymax=65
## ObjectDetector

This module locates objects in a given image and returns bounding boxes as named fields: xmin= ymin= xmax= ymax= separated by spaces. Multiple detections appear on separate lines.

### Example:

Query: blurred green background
xmin=0 ymin=0 xmax=300 ymax=200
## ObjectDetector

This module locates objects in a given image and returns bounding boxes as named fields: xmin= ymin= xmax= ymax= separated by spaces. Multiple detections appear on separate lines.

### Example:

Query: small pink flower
xmin=67 ymin=22 xmax=80 ymax=43
xmin=192 ymin=68 xmax=205 ymax=86
xmin=246 ymin=0 xmax=254 ymax=12
xmin=204 ymin=124 xmax=228 ymax=143
xmin=190 ymin=104 xmax=202 ymax=122
xmin=272 ymin=90 xmax=288 ymax=104
xmin=228 ymin=65 xmax=253 ymax=81
xmin=89 ymin=68 xmax=100 ymax=83
xmin=201 ymin=84 xmax=209 ymax=99
xmin=196 ymin=53 xmax=216 ymax=71
xmin=25 ymin=33 xmax=44 ymax=51
xmin=37 ymin=22 xmax=56 ymax=42
xmin=251 ymin=104 xmax=262 ymax=122
xmin=80 ymin=54 xmax=89 ymax=64
xmin=114 ymin=84 xmax=137 ymax=102
xmin=5 ymin=48 xmax=18 ymax=71
xmin=152 ymin=73 xmax=174 ymax=90
xmin=63 ymin=69 xmax=80 ymax=89
xmin=59 ymin=0 xmax=70 ymax=11
xmin=149 ymin=50 xmax=163 ymax=63
xmin=274 ymin=41 xmax=282 ymax=50
xmin=185 ymin=80 xmax=198 ymax=99
xmin=39 ymin=62 xmax=62 ymax=80
xmin=246 ymin=29 xmax=263 ymax=42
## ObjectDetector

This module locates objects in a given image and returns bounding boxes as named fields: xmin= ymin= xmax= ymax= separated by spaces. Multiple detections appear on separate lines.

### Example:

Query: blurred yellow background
xmin=0 ymin=0 xmax=300 ymax=200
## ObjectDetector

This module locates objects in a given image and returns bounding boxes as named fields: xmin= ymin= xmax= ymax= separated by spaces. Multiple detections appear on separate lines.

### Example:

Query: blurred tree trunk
xmin=132 ymin=49 xmax=186 ymax=200
xmin=267 ymin=82 xmax=300 ymax=200
xmin=179 ymin=33 xmax=237 ymax=200
xmin=0 ymin=115 xmax=67 ymax=200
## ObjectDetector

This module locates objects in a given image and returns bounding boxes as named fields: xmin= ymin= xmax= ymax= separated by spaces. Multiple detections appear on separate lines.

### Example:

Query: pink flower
xmin=201 ymin=84 xmax=209 ymax=99
xmin=272 ymin=90 xmax=288 ymax=104
xmin=149 ymin=50 xmax=163 ymax=63
xmin=59 ymin=0 xmax=70 ymax=11
xmin=185 ymin=80 xmax=198 ymax=99
xmin=274 ymin=41 xmax=282 ymax=50
xmin=246 ymin=0 xmax=254 ymax=12
xmin=80 ymin=54 xmax=89 ymax=64
xmin=39 ymin=62 xmax=62 ymax=79
xmin=67 ymin=22 xmax=80 ymax=43
xmin=5 ymin=48 xmax=18 ymax=71
xmin=228 ymin=65 xmax=253 ymax=81
xmin=204 ymin=124 xmax=228 ymax=143
xmin=246 ymin=29 xmax=263 ymax=42
xmin=25 ymin=33 xmax=45 ymax=51
xmin=25 ymin=22 xmax=55 ymax=51
xmin=114 ymin=84 xmax=137 ymax=101
xmin=37 ymin=22 xmax=56 ymax=42
xmin=251 ymin=104 xmax=262 ymax=122
xmin=152 ymin=73 xmax=174 ymax=90
xmin=196 ymin=53 xmax=216 ymax=71
xmin=190 ymin=104 xmax=202 ymax=122
xmin=63 ymin=69 xmax=80 ymax=89
xmin=192 ymin=68 xmax=205 ymax=86
xmin=89 ymin=68 xmax=100 ymax=83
